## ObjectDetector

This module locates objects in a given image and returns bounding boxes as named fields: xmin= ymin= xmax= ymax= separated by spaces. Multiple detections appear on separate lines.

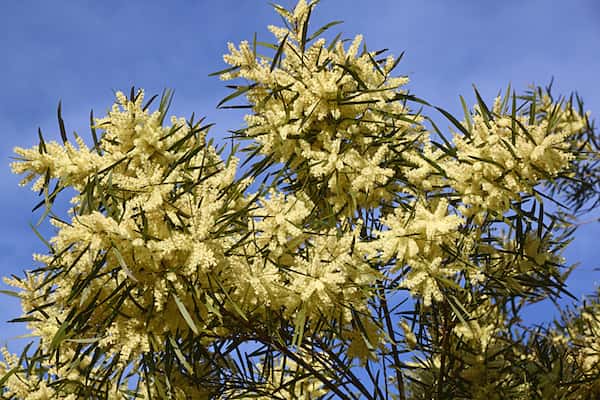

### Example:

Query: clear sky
xmin=1 ymin=0 xmax=599 ymax=353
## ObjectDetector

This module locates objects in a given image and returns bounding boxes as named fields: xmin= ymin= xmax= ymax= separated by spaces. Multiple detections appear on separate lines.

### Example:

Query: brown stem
xmin=380 ymin=285 xmax=406 ymax=400
xmin=436 ymin=304 xmax=451 ymax=400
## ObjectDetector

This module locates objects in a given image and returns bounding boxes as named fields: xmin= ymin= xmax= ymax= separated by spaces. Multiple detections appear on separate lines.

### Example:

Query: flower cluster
xmin=371 ymin=198 xmax=463 ymax=305
xmin=403 ymin=93 xmax=589 ymax=221
xmin=221 ymin=0 xmax=424 ymax=214
xmin=7 ymin=90 xmax=248 ymax=395
xmin=449 ymin=95 xmax=586 ymax=218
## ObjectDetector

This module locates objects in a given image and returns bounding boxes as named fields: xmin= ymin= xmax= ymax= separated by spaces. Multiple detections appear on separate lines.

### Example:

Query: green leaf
xmin=111 ymin=246 xmax=138 ymax=283
xmin=351 ymin=310 xmax=374 ymax=351
xmin=8 ymin=316 xmax=41 ymax=323
xmin=35 ymin=180 xmax=57 ymax=227
xmin=271 ymin=33 xmax=289 ymax=72
xmin=335 ymin=62 xmax=367 ymax=89
xmin=208 ymin=65 xmax=240 ymax=77
xmin=0 ymin=289 xmax=20 ymax=298
xmin=513 ymin=118 xmax=537 ymax=144
xmin=307 ymin=20 xmax=343 ymax=42
xmin=431 ymin=140 xmax=456 ymax=158
xmin=537 ymin=198 xmax=545 ymax=239
xmin=218 ymin=104 xmax=253 ymax=109
xmin=29 ymin=222 xmax=54 ymax=253
xmin=435 ymin=106 xmax=471 ymax=139
xmin=252 ymin=31 xmax=258 ymax=58
xmin=255 ymin=40 xmax=278 ymax=50
xmin=511 ymin=90 xmax=517 ymax=145
xmin=393 ymin=93 xmax=431 ymax=107
xmin=337 ymin=99 xmax=380 ymax=106
xmin=216 ymin=84 xmax=257 ymax=109
xmin=327 ymin=32 xmax=342 ymax=52
xmin=427 ymin=117 xmax=456 ymax=155
xmin=57 ymin=100 xmax=68 ymax=143
xmin=468 ymin=155 xmax=506 ymax=170
xmin=158 ymin=88 xmax=175 ymax=126
xmin=472 ymin=85 xmax=492 ymax=128
xmin=168 ymin=336 xmax=193 ymax=374
xmin=299 ymin=5 xmax=311 ymax=53
xmin=172 ymin=293 xmax=200 ymax=335
xmin=210 ymin=274 xmax=248 ymax=322
xmin=89 ymin=110 xmax=102 ymax=155
xmin=65 ymin=337 xmax=101 ymax=344
xmin=50 ymin=319 xmax=70 ymax=350
xmin=417 ymin=151 xmax=447 ymax=176
xmin=0 ymin=367 xmax=18 ymax=388
xmin=164 ymin=123 xmax=196 ymax=151
xmin=448 ymin=295 xmax=471 ymax=326
xmin=31 ymin=180 xmax=61 ymax=214
xmin=292 ymin=306 xmax=306 ymax=347
xmin=499 ymin=83 xmax=511 ymax=114
xmin=387 ymin=50 xmax=405 ymax=74
xmin=16 ymin=341 xmax=33 ymax=369
xmin=142 ymin=93 xmax=159 ymax=111
xmin=529 ymin=87 xmax=537 ymax=125
xmin=270 ymin=2 xmax=293 ymax=21
xmin=204 ymin=295 xmax=222 ymax=321
xmin=37 ymin=127 xmax=47 ymax=154
xmin=299 ymin=99 xmax=322 ymax=129
xmin=366 ymin=52 xmax=386 ymax=78
xmin=459 ymin=95 xmax=472 ymax=134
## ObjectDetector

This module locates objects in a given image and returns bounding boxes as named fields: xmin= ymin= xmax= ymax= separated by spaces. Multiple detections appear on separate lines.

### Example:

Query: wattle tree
xmin=1 ymin=1 xmax=599 ymax=398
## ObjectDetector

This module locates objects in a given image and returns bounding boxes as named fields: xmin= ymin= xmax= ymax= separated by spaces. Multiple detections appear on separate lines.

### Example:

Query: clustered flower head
xmin=447 ymin=94 xmax=587 ymax=219
xmin=6 ymin=89 xmax=253 ymax=396
xmin=221 ymin=0 xmax=425 ymax=215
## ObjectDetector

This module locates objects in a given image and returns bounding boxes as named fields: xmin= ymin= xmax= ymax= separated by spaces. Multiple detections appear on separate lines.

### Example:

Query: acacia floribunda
xmin=2 ymin=1 xmax=599 ymax=398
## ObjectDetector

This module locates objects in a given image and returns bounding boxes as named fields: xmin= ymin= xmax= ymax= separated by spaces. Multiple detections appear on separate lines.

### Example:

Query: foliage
xmin=2 ymin=0 xmax=599 ymax=398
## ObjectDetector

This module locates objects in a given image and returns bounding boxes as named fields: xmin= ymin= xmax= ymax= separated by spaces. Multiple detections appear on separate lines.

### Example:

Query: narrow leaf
xmin=388 ymin=50 xmax=405 ymax=74
xmin=112 ymin=246 xmax=138 ymax=283
xmin=208 ymin=65 xmax=239 ymax=77
xmin=217 ymin=84 xmax=257 ymax=109
xmin=37 ymin=127 xmax=47 ymax=154
xmin=271 ymin=33 xmax=289 ymax=72
xmin=435 ymin=106 xmax=471 ymax=138
xmin=29 ymin=222 xmax=53 ymax=253
xmin=511 ymin=90 xmax=517 ymax=145
xmin=169 ymin=336 xmax=193 ymax=374
xmin=0 ymin=367 xmax=18 ymax=388
xmin=142 ymin=94 xmax=159 ymax=111
xmin=89 ymin=110 xmax=102 ymax=155
xmin=50 ymin=319 xmax=70 ymax=350
xmin=0 ymin=289 xmax=20 ymax=298
xmin=292 ymin=306 xmax=306 ymax=347
xmin=65 ymin=337 xmax=101 ymax=344
xmin=57 ymin=101 xmax=68 ymax=143
xmin=529 ymin=88 xmax=537 ymax=125
xmin=459 ymin=95 xmax=472 ymax=134
xmin=472 ymin=85 xmax=492 ymax=127
xmin=299 ymin=5 xmax=311 ymax=53
xmin=308 ymin=20 xmax=343 ymax=42
xmin=210 ymin=274 xmax=248 ymax=322
xmin=173 ymin=293 xmax=200 ymax=335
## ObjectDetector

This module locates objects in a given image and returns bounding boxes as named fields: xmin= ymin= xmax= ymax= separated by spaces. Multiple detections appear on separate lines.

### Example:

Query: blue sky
xmin=1 ymin=0 xmax=598 ymax=353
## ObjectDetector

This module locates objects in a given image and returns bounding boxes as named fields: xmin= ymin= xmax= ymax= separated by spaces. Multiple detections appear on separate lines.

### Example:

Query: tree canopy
xmin=2 ymin=1 xmax=599 ymax=399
